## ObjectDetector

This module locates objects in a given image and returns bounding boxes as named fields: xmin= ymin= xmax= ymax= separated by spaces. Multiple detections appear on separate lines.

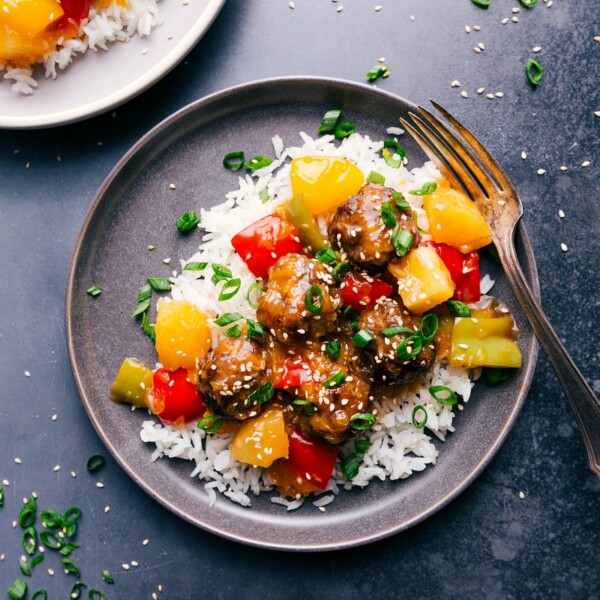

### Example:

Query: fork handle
xmin=498 ymin=234 xmax=600 ymax=477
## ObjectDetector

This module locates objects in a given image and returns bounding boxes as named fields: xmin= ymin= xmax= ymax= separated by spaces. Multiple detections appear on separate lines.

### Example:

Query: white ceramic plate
xmin=0 ymin=0 xmax=225 ymax=129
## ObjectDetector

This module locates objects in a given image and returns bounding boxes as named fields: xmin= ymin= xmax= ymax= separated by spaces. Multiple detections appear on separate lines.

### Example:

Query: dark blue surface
xmin=1 ymin=1 xmax=598 ymax=598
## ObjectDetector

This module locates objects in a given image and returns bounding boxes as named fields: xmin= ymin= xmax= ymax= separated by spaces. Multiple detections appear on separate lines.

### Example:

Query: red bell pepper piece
xmin=152 ymin=368 xmax=206 ymax=426
xmin=427 ymin=242 xmax=481 ymax=303
xmin=231 ymin=213 xmax=304 ymax=279
xmin=274 ymin=357 xmax=314 ymax=389
xmin=340 ymin=271 xmax=393 ymax=312
xmin=287 ymin=430 xmax=338 ymax=490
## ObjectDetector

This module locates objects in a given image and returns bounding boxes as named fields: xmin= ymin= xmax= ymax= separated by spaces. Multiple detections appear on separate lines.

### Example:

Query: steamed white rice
xmin=140 ymin=128 xmax=486 ymax=510
xmin=1 ymin=0 xmax=161 ymax=95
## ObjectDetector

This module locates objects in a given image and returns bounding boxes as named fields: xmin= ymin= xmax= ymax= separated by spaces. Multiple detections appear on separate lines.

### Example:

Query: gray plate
xmin=66 ymin=77 xmax=540 ymax=551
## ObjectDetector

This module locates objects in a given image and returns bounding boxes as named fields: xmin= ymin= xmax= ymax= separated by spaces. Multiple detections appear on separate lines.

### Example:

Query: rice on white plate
xmin=140 ymin=128 xmax=493 ymax=511
xmin=1 ymin=0 xmax=161 ymax=95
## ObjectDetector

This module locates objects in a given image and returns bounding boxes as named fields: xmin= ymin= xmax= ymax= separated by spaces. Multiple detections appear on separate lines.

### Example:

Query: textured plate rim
xmin=65 ymin=76 xmax=540 ymax=551
xmin=0 ymin=0 xmax=226 ymax=130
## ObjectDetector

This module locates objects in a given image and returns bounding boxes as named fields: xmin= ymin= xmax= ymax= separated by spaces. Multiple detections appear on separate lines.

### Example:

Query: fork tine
xmin=406 ymin=112 xmax=486 ymax=201
xmin=415 ymin=106 xmax=500 ymax=199
xmin=429 ymin=99 xmax=515 ymax=193
xmin=399 ymin=118 xmax=466 ymax=193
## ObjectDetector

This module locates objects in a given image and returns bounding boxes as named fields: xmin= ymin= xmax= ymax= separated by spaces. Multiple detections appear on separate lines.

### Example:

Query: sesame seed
xmin=558 ymin=209 xmax=565 ymax=218
xmin=2 ymin=479 xmax=9 ymax=486
xmin=486 ymin=93 xmax=495 ymax=100
xmin=375 ymin=5 xmax=382 ymax=11
xmin=51 ymin=414 xmax=58 ymax=421
xmin=143 ymin=539 xmax=150 ymax=545
xmin=477 ymin=87 xmax=485 ymax=94
xmin=594 ymin=111 xmax=600 ymax=118
xmin=533 ymin=46 xmax=542 ymax=53
xmin=560 ymin=165 xmax=568 ymax=171
xmin=96 ymin=482 xmax=105 ymax=488
xmin=48 ymin=568 xmax=55 ymax=576
xmin=158 ymin=585 xmax=164 ymax=593
xmin=104 ymin=506 xmax=110 ymax=513
xmin=24 ymin=370 xmax=31 ymax=377
xmin=495 ymin=92 xmax=504 ymax=98
xmin=131 ymin=560 xmax=139 ymax=567
xmin=512 ymin=16 xmax=519 ymax=22
xmin=169 ymin=183 xmax=176 ymax=189
xmin=451 ymin=80 xmax=461 ymax=87
xmin=122 ymin=563 xmax=130 ymax=570
xmin=0 ymin=554 xmax=4 ymax=561
xmin=478 ymin=42 xmax=485 ymax=50
xmin=14 ymin=457 xmax=22 ymax=464
xmin=461 ymin=91 xmax=469 ymax=98
xmin=337 ymin=5 xmax=343 ymax=12
xmin=512 ymin=6 xmax=520 ymax=13
xmin=465 ymin=25 xmax=471 ymax=33
xmin=473 ymin=47 xmax=481 ymax=53
xmin=473 ymin=25 xmax=481 ymax=31
xmin=501 ymin=17 xmax=509 ymax=25
xmin=162 ymin=258 xmax=171 ymax=264
xmin=581 ymin=160 xmax=590 ymax=168
xmin=71 ymin=471 xmax=77 ymax=478
xmin=518 ymin=491 xmax=526 ymax=499
xmin=148 ymin=245 xmax=155 ymax=250
xmin=521 ymin=151 xmax=527 ymax=159
xmin=288 ymin=1 xmax=295 ymax=7
xmin=410 ymin=15 xmax=415 ymax=21
xmin=142 ymin=48 xmax=149 ymax=55
xmin=537 ymin=168 xmax=546 ymax=175
xmin=560 ymin=243 xmax=568 ymax=252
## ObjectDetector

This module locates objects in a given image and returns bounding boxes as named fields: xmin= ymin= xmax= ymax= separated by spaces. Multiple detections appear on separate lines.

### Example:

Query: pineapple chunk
xmin=388 ymin=245 xmax=455 ymax=313
xmin=231 ymin=406 xmax=289 ymax=468
xmin=0 ymin=0 xmax=64 ymax=37
xmin=449 ymin=316 xmax=522 ymax=369
xmin=423 ymin=186 xmax=492 ymax=253
xmin=154 ymin=299 xmax=211 ymax=371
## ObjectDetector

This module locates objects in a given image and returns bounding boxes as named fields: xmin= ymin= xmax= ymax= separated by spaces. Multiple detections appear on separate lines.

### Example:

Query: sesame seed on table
xmin=0 ymin=0 xmax=598 ymax=598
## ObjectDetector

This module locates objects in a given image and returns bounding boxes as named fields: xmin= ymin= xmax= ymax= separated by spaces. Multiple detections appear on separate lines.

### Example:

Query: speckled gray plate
xmin=66 ymin=77 xmax=540 ymax=551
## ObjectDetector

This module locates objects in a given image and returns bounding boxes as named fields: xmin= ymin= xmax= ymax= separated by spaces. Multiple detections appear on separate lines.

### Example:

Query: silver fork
xmin=401 ymin=100 xmax=600 ymax=476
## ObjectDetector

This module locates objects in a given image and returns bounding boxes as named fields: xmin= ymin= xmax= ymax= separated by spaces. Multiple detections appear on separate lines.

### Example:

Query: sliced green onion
xmin=211 ymin=263 xmax=233 ymax=284
xmin=366 ymin=65 xmax=389 ymax=81
xmin=412 ymin=405 xmax=428 ymax=429
xmin=259 ymin=187 xmax=270 ymax=203
xmin=382 ymin=140 xmax=405 ymax=169
xmin=332 ymin=261 xmax=350 ymax=281
xmin=392 ymin=191 xmax=410 ymax=211
xmin=350 ymin=413 xmax=377 ymax=431
xmin=7 ymin=579 xmax=27 ymax=600
xmin=419 ymin=313 xmax=439 ymax=343
xmin=246 ymin=318 xmax=264 ymax=340
xmin=69 ymin=582 xmax=87 ymax=599
xmin=291 ymin=399 xmax=317 ymax=415
xmin=381 ymin=325 xmax=414 ymax=338
xmin=526 ymin=58 xmax=543 ymax=86
xmin=380 ymin=201 xmax=397 ymax=227
xmin=40 ymin=510 xmax=62 ymax=528
xmin=213 ymin=312 xmax=243 ymax=327
xmin=352 ymin=329 xmax=375 ymax=348
xmin=183 ymin=261 xmax=208 ymax=271
xmin=355 ymin=439 xmax=370 ymax=458
xmin=482 ymin=243 xmax=501 ymax=264
xmin=429 ymin=385 xmax=458 ymax=405
xmin=246 ymin=382 xmax=274 ymax=405
xmin=63 ymin=507 xmax=81 ymax=524
xmin=59 ymin=542 xmax=80 ymax=557
xmin=323 ymin=370 xmax=345 ymax=388
xmin=341 ymin=453 xmax=360 ymax=481
xmin=132 ymin=284 xmax=152 ymax=317
xmin=446 ymin=300 xmax=471 ymax=317
xmin=391 ymin=226 xmax=414 ymax=257
xmin=101 ymin=569 xmax=115 ymax=584
xmin=31 ymin=591 xmax=47 ymax=600
xmin=18 ymin=556 xmax=31 ymax=577
xmin=409 ymin=181 xmax=437 ymax=196
xmin=225 ymin=324 xmax=242 ymax=338
xmin=366 ymin=170 xmax=385 ymax=184
xmin=18 ymin=496 xmax=36 ymax=528
xmin=140 ymin=311 xmax=156 ymax=344
xmin=198 ymin=414 xmax=224 ymax=433
xmin=315 ymin=247 xmax=336 ymax=264
xmin=223 ymin=151 xmax=245 ymax=170
xmin=61 ymin=557 xmax=80 ymax=577
xmin=88 ymin=590 xmax=107 ymax=600
xmin=147 ymin=277 xmax=172 ymax=292
xmin=484 ymin=367 xmax=511 ymax=384
xmin=176 ymin=211 xmax=200 ymax=233
xmin=343 ymin=305 xmax=360 ymax=328
xmin=318 ymin=109 xmax=342 ymax=134
xmin=325 ymin=340 xmax=341 ymax=360
xmin=22 ymin=526 xmax=37 ymax=555
xmin=244 ymin=155 xmax=273 ymax=171
xmin=31 ymin=554 xmax=44 ymax=568
xmin=86 ymin=285 xmax=102 ymax=297
xmin=304 ymin=284 xmax=324 ymax=314
xmin=334 ymin=122 xmax=356 ymax=139
xmin=41 ymin=530 xmax=62 ymax=550
xmin=218 ymin=277 xmax=241 ymax=301
xmin=518 ymin=0 xmax=537 ymax=7
xmin=246 ymin=282 xmax=262 ymax=309
xmin=471 ymin=0 xmax=491 ymax=7
xmin=86 ymin=453 xmax=105 ymax=472
xmin=0 ymin=485 xmax=4 ymax=507
xmin=397 ymin=334 xmax=423 ymax=361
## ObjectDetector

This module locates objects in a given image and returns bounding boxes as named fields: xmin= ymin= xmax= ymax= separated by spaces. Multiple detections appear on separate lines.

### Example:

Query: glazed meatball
xmin=257 ymin=254 xmax=342 ymax=343
xmin=198 ymin=334 xmax=272 ymax=421
xmin=288 ymin=338 xmax=374 ymax=445
xmin=328 ymin=182 xmax=420 ymax=271
xmin=358 ymin=297 xmax=436 ymax=384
